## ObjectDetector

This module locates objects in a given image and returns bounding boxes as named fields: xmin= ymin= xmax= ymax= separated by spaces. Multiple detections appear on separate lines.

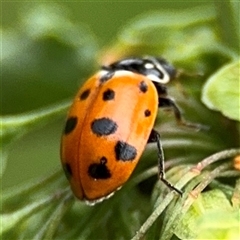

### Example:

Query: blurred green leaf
xmin=0 ymin=150 xmax=8 ymax=179
xmin=202 ymin=60 xmax=240 ymax=121
xmin=195 ymin=210 xmax=239 ymax=240
xmin=102 ymin=5 xmax=236 ymax=74
xmin=0 ymin=100 xmax=70 ymax=176
xmin=2 ymin=3 xmax=98 ymax=114
xmin=175 ymin=189 xmax=237 ymax=239
xmin=214 ymin=1 xmax=240 ymax=52
xmin=119 ymin=5 xmax=216 ymax=45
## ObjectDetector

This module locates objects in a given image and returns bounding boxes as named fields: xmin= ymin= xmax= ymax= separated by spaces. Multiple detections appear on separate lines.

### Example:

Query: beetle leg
xmin=153 ymin=82 xmax=168 ymax=96
xmin=148 ymin=129 xmax=183 ymax=196
xmin=158 ymin=97 xmax=207 ymax=130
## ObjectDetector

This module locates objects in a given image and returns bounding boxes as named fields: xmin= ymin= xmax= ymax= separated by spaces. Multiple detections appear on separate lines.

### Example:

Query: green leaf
xmin=175 ymin=189 xmax=237 ymax=239
xmin=0 ymin=100 xmax=70 ymax=177
xmin=105 ymin=5 xmax=236 ymax=73
xmin=0 ymin=150 xmax=8 ymax=179
xmin=201 ymin=60 xmax=240 ymax=121
xmin=2 ymin=3 xmax=98 ymax=114
xmin=214 ymin=1 xmax=240 ymax=52
xmin=195 ymin=210 xmax=239 ymax=240
xmin=119 ymin=5 xmax=216 ymax=46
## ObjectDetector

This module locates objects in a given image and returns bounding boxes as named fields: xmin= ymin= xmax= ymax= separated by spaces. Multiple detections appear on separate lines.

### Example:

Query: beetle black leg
xmin=159 ymin=97 xmax=206 ymax=130
xmin=153 ymin=82 xmax=168 ymax=96
xmin=148 ymin=129 xmax=183 ymax=196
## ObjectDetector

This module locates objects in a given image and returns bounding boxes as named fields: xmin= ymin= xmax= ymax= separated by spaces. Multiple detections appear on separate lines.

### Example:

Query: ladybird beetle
xmin=61 ymin=56 xmax=199 ymax=205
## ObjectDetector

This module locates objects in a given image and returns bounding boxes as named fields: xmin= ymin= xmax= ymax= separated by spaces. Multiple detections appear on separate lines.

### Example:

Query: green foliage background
xmin=1 ymin=1 xmax=239 ymax=240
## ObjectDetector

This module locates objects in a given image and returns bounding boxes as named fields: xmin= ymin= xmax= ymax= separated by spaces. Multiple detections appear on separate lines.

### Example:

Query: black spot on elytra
xmin=88 ymin=157 xmax=111 ymax=179
xmin=144 ymin=109 xmax=151 ymax=117
xmin=139 ymin=81 xmax=148 ymax=93
xmin=115 ymin=141 xmax=137 ymax=161
xmin=103 ymin=89 xmax=115 ymax=101
xmin=80 ymin=89 xmax=90 ymax=100
xmin=64 ymin=117 xmax=78 ymax=134
xmin=99 ymin=71 xmax=115 ymax=83
xmin=91 ymin=118 xmax=118 ymax=136
xmin=63 ymin=163 xmax=72 ymax=180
